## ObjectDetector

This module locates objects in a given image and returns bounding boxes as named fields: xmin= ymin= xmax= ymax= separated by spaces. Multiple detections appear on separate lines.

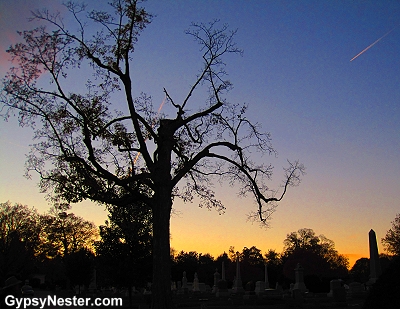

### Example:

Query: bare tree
xmin=1 ymin=1 xmax=304 ymax=308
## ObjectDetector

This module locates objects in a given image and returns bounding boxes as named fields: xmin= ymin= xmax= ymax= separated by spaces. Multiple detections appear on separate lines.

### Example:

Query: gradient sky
xmin=1 ymin=0 xmax=400 ymax=268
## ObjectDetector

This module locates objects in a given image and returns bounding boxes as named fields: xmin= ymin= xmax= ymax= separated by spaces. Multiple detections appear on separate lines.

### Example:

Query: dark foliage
xmin=350 ymin=257 xmax=370 ymax=283
xmin=363 ymin=256 xmax=400 ymax=309
xmin=382 ymin=214 xmax=400 ymax=256
xmin=65 ymin=248 xmax=95 ymax=290
xmin=0 ymin=202 xmax=40 ymax=283
xmin=281 ymin=228 xmax=349 ymax=291
xmin=95 ymin=202 xmax=153 ymax=289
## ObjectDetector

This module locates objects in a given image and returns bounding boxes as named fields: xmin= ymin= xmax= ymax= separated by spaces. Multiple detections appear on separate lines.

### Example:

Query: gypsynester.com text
xmin=4 ymin=295 xmax=123 ymax=308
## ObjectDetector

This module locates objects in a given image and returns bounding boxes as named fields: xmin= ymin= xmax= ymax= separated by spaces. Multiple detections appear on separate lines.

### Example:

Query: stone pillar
xmin=193 ymin=272 xmax=200 ymax=292
xmin=232 ymin=253 xmax=244 ymax=294
xmin=212 ymin=269 xmax=220 ymax=293
xmin=216 ymin=260 xmax=229 ymax=297
xmin=293 ymin=263 xmax=307 ymax=293
xmin=182 ymin=271 xmax=188 ymax=294
xmin=369 ymin=229 xmax=382 ymax=283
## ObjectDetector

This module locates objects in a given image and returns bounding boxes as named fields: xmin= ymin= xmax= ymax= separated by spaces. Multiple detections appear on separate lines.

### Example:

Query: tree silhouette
xmin=0 ymin=201 xmax=41 ymax=282
xmin=382 ymin=213 xmax=400 ymax=256
xmin=95 ymin=202 xmax=152 ymax=295
xmin=281 ymin=228 xmax=348 ymax=291
xmin=239 ymin=246 xmax=265 ymax=283
xmin=40 ymin=205 xmax=98 ymax=258
xmin=264 ymin=249 xmax=283 ymax=287
xmin=349 ymin=257 xmax=369 ymax=283
xmin=1 ymin=1 xmax=304 ymax=307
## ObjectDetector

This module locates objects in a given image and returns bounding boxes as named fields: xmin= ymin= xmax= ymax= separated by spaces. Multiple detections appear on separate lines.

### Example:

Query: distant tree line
xmin=2 ymin=201 xmax=399 ymax=294
xmin=0 ymin=201 xmax=97 ymax=289
xmin=170 ymin=228 xmax=350 ymax=293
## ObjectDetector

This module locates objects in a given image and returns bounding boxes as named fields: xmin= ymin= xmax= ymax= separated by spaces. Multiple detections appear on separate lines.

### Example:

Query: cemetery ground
xmin=30 ymin=287 xmax=366 ymax=309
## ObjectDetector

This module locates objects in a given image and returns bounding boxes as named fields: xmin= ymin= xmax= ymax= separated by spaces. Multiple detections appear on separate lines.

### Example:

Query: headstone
xmin=171 ymin=281 xmax=176 ymax=291
xmin=293 ymin=263 xmax=307 ymax=293
xmin=199 ymin=283 xmax=206 ymax=293
xmin=232 ymin=253 xmax=245 ymax=294
xmin=368 ymin=229 xmax=382 ymax=284
xmin=327 ymin=279 xmax=342 ymax=297
xmin=245 ymin=281 xmax=255 ymax=293
xmin=255 ymin=281 xmax=265 ymax=296
xmin=176 ymin=280 xmax=183 ymax=295
xmin=263 ymin=283 xmax=283 ymax=299
xmin=292 ymin=288 xmax=303 ymax=305
xmin=348 ymin=282 xmax=365 ymax=298
xmin=212 ymin=269 xmax=220 ymax=293
xmin=244 ymin=281 xmax=256 ymax=300
xmin=285 ymin=288 xmax=303 ymax=307
xmin=327 ymin=279 xmax=346 ymax=304
xmin=21 ymin=280 xmax=34 ymax=296
xmin=193 ymin=273 xmax=200 ymax=292
xmin=182 ymin=271 xmax=188 ymax=294
xmin=216 ymin=279 xmax=229 ymax=298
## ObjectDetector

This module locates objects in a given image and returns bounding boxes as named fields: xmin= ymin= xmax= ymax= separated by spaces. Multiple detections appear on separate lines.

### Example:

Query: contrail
xmin=133 ymin=95 xmax=167 ymax=164
xmin=350 ymin=26 xmax=397 ymax=62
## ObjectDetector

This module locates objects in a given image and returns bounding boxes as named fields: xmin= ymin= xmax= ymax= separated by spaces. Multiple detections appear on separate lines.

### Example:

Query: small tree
xmin=382 ymin=214 xmax=400 ymax=256
xmin=95 ymin=202 xmax=152 ymax=292
xmin=0 ymin=201 xmax=41 ymax=282
xmin=173 ymin=251 xmax=199 ymax=282
xmin=349 ymin=257 xmax=369 ymax=283
xmin=1 ymin=2 xmax=304 ymax=307
xmin=239 ymin=246 xmax=265 ymax=283
xmin=40 ymin=205 xmax=98 ymax=258
xmin=264 ymin=249 xmax=283 ymax=287
xmin=281 ymin=228 xmax=348 ymax=291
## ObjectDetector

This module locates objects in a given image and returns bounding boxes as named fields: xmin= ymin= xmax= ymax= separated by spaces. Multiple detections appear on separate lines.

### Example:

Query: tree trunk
xmin=151 ymin=190 xmax=172 ymax=309
xmin=151 ymin=120 xmax=174 ymax=309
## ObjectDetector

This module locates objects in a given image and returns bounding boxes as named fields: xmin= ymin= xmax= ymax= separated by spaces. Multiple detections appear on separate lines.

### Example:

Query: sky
xmin=1 ymin=0 xmax=400 ymax=268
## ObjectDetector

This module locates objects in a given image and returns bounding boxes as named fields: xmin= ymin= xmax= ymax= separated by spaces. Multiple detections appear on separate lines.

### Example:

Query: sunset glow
xmin=1 ymin=0 xmax=400 ymax=271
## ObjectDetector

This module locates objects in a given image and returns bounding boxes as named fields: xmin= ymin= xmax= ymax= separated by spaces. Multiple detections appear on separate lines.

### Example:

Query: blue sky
xmin=1 ymin=0 xmax=400 ymax=266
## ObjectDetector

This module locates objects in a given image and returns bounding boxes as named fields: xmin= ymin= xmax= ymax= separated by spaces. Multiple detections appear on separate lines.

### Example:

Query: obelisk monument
xmin=368 ymin=229 xmax=382 ymax=284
